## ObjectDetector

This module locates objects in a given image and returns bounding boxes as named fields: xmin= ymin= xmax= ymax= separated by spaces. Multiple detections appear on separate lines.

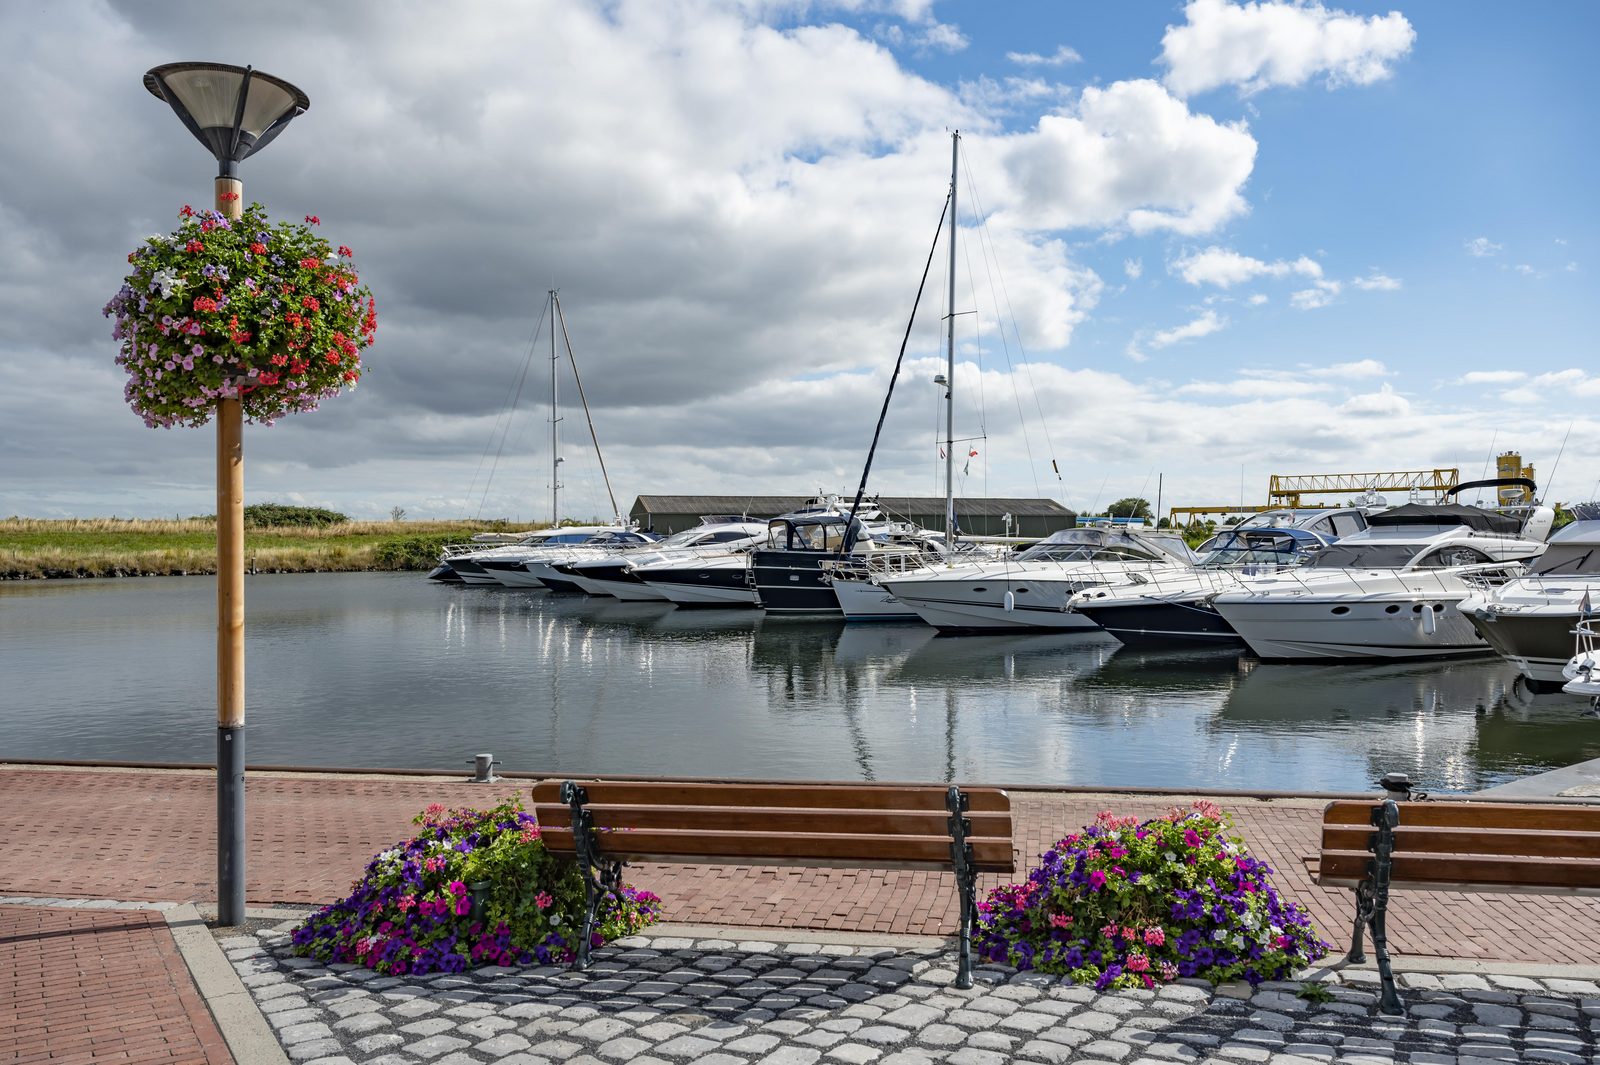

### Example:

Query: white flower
xmin=550 ymin=914 xmax=562 ymax=926
xmin=147 ymin=234 xmax=167 ymax=243
xmin=1164 ymin=851 xmax=1177 ymax=862
xmin=150 ymin=268 xmax=186 ymax=298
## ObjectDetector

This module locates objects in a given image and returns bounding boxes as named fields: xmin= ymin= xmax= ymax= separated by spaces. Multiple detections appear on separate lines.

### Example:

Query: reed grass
xmin=0 ymin=517 xmax=533 ymax=580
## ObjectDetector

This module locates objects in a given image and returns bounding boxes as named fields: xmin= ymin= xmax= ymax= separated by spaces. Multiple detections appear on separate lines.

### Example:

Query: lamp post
xmin=144 ymin=62 xmax=309 ymax=927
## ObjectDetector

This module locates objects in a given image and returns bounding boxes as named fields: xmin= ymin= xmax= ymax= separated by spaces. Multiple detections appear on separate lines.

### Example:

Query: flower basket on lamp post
xmin=109 ymin=62 xmax=376 ymax=925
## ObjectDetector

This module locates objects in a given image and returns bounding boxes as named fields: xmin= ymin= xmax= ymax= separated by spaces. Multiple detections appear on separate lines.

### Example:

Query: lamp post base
xmin=218 ymin=724 xmax=246 ymax=925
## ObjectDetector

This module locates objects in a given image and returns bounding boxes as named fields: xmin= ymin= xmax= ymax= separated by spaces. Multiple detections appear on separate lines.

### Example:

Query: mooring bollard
xmin=468 ymin=753 xmax=500 ymax=783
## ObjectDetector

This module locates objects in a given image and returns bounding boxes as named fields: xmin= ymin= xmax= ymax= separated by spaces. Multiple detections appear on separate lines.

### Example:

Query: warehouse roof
xmin=631 ymin=495 xmax=1075 ymax=517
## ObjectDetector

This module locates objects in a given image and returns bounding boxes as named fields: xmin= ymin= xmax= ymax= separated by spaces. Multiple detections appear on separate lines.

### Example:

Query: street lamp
xmin=145 ymin=62 xmax=309 ymax=927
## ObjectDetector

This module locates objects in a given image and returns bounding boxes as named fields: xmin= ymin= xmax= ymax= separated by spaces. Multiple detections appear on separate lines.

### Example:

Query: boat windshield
xmin=1531 ymin=544 xmax=1600 ymax=575
xmin=1201 ymin=532 xmax=1315 ymax=567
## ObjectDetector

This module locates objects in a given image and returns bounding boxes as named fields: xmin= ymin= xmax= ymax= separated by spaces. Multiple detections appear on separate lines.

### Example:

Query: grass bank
xmin=0 ymin=518 xmax=527 ymax=580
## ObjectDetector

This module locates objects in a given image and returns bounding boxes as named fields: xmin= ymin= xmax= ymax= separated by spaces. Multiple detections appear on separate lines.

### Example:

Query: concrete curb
xmin=163 ymin=903 xmax=290 ymax=1065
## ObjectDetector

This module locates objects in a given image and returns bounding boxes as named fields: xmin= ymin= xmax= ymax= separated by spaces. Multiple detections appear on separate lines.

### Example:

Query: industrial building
xmin=628 ymin=495 xmax=1076 ymax=537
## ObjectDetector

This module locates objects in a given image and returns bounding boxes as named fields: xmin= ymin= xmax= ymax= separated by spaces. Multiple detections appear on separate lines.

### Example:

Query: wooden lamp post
xmin=143 ymin=63 xmax=309 ymax=926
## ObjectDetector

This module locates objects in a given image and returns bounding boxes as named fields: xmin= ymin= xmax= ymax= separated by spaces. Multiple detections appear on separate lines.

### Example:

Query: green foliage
xmin=373 ymin=533 xmax=461 ymax=570
xmin=1296 ymin=981 xmax=1336 ymax=1004
xmin=243 ymin=503 xmax=349 ymax=528
xmin=1106 ymin=497 xmax=1153 ymax=519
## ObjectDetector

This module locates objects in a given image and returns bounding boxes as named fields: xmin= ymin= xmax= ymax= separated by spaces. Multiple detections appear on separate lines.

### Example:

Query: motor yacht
xmin=878 ymin=527 xmax=1199 ymax=633
xmin=518 ymin=529 xmax=661 ymax=592
xmin=1458 ymin=519 xmax=1600 ymax=688
xmin=823 ymin=531 xmax=1000 ymax=622
xmin=1211 ymin=495 xmax=1553 ymax=661
xmin=551 ymin=520 xmax=766 ymax=600
xmin=437 ymin=526 xmax=636 ymax=587
xmin=1070 ymin=525 xmax=1335 ymax=646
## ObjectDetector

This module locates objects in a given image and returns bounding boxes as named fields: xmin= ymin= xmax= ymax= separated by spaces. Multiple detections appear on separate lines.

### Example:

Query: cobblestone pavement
xmin=233 ymin=928 xmax=1600 ymax=1065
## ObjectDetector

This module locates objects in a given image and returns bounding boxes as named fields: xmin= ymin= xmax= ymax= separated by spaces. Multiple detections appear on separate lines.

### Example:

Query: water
xmin=4 ymin=572 xmax=1598 ymax=793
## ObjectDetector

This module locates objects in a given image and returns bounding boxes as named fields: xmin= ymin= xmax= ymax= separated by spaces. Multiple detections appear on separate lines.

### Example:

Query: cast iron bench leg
xmin=1369 ymin=799 xmax=1404 ymax=1015
xmin=947 ymin=786 xmax=978 ymax=990
xmin=562 ymin=780 xmax=623 ymax=972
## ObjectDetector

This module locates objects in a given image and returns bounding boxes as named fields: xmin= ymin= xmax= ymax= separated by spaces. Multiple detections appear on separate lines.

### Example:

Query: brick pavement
xmin=0 ymin=904 xmax=232 ymax=1064
xmin=3 ymin=765 xmax=1599 ymax=968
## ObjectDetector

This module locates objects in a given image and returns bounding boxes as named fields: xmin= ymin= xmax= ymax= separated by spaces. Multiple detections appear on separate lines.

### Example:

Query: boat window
xmin=1531 ymin=545 xmax=1600 ymax=575
xmin=1309 ymin=543 xmax=1420 ymax=569
xmin=708 ymin=530 xmax=754 ymax=543
xmin=1328 ymin=513 xmax=1367 ymax=537
xmin=1414 ymin=545 xmax=1493 ymax=568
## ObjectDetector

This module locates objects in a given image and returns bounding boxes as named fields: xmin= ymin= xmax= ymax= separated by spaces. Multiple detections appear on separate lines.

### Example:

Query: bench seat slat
xmin=1322 ymin=800 xmax=1600 ymax=832
xmin=538 ymin=826 xmax=1015 ymax=872
xmin=531 ymin=780 xmax=1010 ymax=812
xmin=1321 ymin=825 xmax=1600 ymax=861
xmin=1318 ymin=849 xmax=1600 ymax=890
xmin=531 ymin=804 xmax=1011 ymax=838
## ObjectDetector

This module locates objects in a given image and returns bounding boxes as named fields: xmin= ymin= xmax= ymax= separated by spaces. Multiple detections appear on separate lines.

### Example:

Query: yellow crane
xmin=1168 ymin=467 xmax=1461 ymax=525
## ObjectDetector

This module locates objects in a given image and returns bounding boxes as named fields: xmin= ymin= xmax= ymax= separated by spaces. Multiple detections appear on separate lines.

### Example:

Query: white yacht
xmin=518 ymin=529 xmax=661 ymax=591
xmin=635 ymin=551 xmax=763 ymax=607
xmin=1069 ymin=524 xmax=1336 ymax=646
xmin=439 ymin=526 xmax=636 ymax=587
xmin=823 ymin=530 xmax=1000 ymax=622
xmin=878 ymin=527 xmax=1199 ymax=633
xmin=553 ymin=520 xmax=767 ymax=600
xmin=1211 ymin=498 xmax=1553 ymax=661
xmin=1458 ymin=518 xmax=1600 ymax=688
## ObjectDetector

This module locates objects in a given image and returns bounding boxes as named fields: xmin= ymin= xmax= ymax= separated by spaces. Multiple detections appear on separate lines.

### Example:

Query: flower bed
xmin=974 ymin=802 xmax=1328 ymax=990
xmin=104 ymin=203 xmax=376 ymax=428
xmin=290 ymin=799 xmax=661 ymax=974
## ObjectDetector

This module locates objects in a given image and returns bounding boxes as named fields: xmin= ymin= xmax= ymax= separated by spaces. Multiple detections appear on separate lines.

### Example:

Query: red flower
xmin=250 ymin=243 xmax=267 ymax=255
xmin=343 ymin=370 xmax=358 ymax=382
xmin=299 ymin=257 xmax=321 ymax=270
xmin=337 ymin=245 xmax=353 ymax=258
xmin=184 ymin=240 xmax=204 ymax=253
xmin=301 ymin=296 xmax=320 ymax=311
xmin=325 ymin=352 xmax=341 ymax=364
xmin=258 ymin=372 xmax=280 ymax=386
xmin=304 ymin=214 xmax=320 ymax=225
xmin=218 ymin=192 xmax=240 ymax=203
xmin=192 ymin=296 xmax=218 ymax=312
xmin=271 ymin=354 xmax=289 ymax=366
xmin=179 ymin=205 xmax=195 ymax=218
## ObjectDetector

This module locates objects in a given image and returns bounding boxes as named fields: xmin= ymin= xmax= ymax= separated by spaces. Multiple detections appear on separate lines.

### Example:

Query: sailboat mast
xmin=944 ymin=130 xmax=959 ymax=550
xmin=549 ymin=289 xmax=561 ymax=526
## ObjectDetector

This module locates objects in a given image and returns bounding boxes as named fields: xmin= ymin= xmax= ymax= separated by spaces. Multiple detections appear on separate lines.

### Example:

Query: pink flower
xmin=1088 ymin=870 xmax=1107 ymax=890
xmin=534 ymin=892 xmax=554 ymax=910
xmin=447 ymin=880 xmax=466 ymax=896
xmin=1126 ymin=953 xmax=1150 ymax=972
xmin=1143 ymin=927 xmax=1166 ymax=947
xmin=396 ymin=895 xmax=415 ymax=912
xmin=1183 ymin=829 xmax=1203 ymax=847
xmin=1048 ymin=913 xmax=1072 ymax=929
xmin=424 ymin=857 xmax=445 ymax=872
xmin=454 ymin=898 xmax=471 ymax=916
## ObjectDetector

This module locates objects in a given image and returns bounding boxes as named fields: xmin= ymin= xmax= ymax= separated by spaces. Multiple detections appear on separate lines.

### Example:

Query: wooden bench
xmin=531 ymin=778 xmax=1014 ymax=987
xmin=1317 ymin=796 xmax=1600 ymax=1014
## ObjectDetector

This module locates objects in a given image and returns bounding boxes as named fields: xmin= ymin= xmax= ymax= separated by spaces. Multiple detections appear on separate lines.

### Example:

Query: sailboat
xmin=747 ymin=132 xmax=964 ymax=615
xmin=431 ymin=290 xmax=638 ymax=585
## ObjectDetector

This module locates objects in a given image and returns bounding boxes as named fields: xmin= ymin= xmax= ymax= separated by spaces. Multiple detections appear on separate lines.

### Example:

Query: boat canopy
xmin=1365 ymin=503 xmax=1521 ymax=536
xmin=1199 ymin=527 xmax=1328 ymax=567
xmin=766 ymin=511 xmax=870 ymax=552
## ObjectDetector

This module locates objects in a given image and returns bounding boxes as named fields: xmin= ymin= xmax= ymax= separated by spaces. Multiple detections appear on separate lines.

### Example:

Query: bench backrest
xmin=1319 ymin=799 xmax=1600 ymax=893
xmin=531 ymin=779 xmax=1014 ymax=873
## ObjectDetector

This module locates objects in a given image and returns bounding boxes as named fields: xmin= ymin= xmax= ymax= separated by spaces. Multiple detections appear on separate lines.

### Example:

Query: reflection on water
xmin=3 ymin=572 xmax=1598 ymax=792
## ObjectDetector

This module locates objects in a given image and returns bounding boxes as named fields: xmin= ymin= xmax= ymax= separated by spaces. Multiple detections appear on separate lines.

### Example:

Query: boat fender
xmin=1004 ymin=591 xmax=1016 ymax=612
xmin=1421 ymin=605 xmax=1437 ymax=635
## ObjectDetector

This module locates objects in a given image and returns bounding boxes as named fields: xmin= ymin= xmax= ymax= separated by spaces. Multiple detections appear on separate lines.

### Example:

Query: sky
xmin=2 ymin=0 xmax=1597 ymax=522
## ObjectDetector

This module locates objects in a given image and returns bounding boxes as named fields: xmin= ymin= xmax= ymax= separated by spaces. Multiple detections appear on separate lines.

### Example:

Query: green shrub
xmin=244 ymin=503 xmax=349 ymax=528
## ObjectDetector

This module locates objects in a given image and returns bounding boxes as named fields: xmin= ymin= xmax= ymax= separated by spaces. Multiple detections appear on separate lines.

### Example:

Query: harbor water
xmin=3 ymin=571 xmax=1597 ymax=793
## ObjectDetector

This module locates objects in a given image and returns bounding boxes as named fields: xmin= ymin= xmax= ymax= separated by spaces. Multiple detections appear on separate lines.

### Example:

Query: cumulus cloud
xmin=1466 ymin=237 xmax=1502 ymax=258
xmin=1007 ymin=45 xmax=1082 ymax=67
xmin=1351 ymin=272 xmax=1401 ymax=291
xmin=1173 ymin=245 xmax=1321 ymax=287
xmin=1290 ymin=279 xmax=1342 ymax=309
xmin=1245 ymin=293 xmax=1268 ymax=305
xmin=1160 ymin=0 xmax=1416 ymax=97
xmin=997 ymin=79 xmax=1258 ymax=235
xmin=1127 ymin=309 xmax=1227 ymax=360
xmin=1457 ymin=370 xmax=1526 ymax=385
xmin=1339 ymin=383 xmax=1409 ymax=417
xmin=1124 ymin=258 xmax=1144 ymax=280
xmin=1307 ymin=359 xmax=1389 ymax=378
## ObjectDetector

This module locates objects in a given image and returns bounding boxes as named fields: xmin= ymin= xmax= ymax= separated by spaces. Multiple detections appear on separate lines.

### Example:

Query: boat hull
xmin=749 ymin=550 xmax=841 ymax=615
xmin=1461 ymin=609 xmax=1581 ymax=685
xmin=637 ymin=564 xmax=759 ymax=607
xmin=831 ymin=577 xmax=921 ymax=622
xmin=881 ymin=575 xmax=1101 ymax=633
xmin=1213 ymin=596 xmax=1493 ymax=661
xmin=1071 ymin=600 xmax=1241 ymax=647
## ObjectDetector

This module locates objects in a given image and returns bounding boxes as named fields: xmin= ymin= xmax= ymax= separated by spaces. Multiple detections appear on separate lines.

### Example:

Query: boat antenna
xmin=943 ymin=130 xmax=960 ymax=549
xmin=1476 ymin=430 xmax=1497 ymax=504
xmin=1540 ymin=419 xmax=1575 ymax=505
xmin=844 ymin=190 xmax=953 ymax=544
xmin=553 ymin=293 xmax=620 ymax=521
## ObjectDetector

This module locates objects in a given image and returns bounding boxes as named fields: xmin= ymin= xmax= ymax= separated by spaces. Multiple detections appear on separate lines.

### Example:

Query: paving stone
xmin=943 ymin=1049 xmax=1008 ymax=1065
xmin=826 ymin=1044 xmax=884 ymax=1064
xmin=657 ymin=1035 xmax=725 ymax=1058
xmin=797 ymin=1031 xmax=848 ymax=1048
xmin=880 ymin=1003 xmax=943 ymax=1028
xmin=727 ymin=1033 xmax=783 ymax=1054
xmin=286 ymin=1040 xmax=342 ymax=1062
xmin=279 ymin=1020 xmax=335 ymax=1044
xmin=965 ymin=1030 xmax=1014 ymax=1050
xmin=1077 ymin=1040 xmax=1133 ymax=1061
xmin=755 ymin=1049 xmax=824 ymax=1065
xmin=996 ymin=1010 xmax=1056 ymax=1034
xmin=916 ymin=1024 xmax=966 ymax=1047
xmin=330 ymin=1012 xmax=391 ymax=1036
xmin=404 ymin=1034 xmax=471 ymax=1060
xmin=352 ymin=1033 xmax=405 ymax=1054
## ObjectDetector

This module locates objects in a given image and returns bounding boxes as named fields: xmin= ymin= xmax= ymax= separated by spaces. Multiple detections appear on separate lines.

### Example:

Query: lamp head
xmin=144 ymin=62 xmax=309 ymax=177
